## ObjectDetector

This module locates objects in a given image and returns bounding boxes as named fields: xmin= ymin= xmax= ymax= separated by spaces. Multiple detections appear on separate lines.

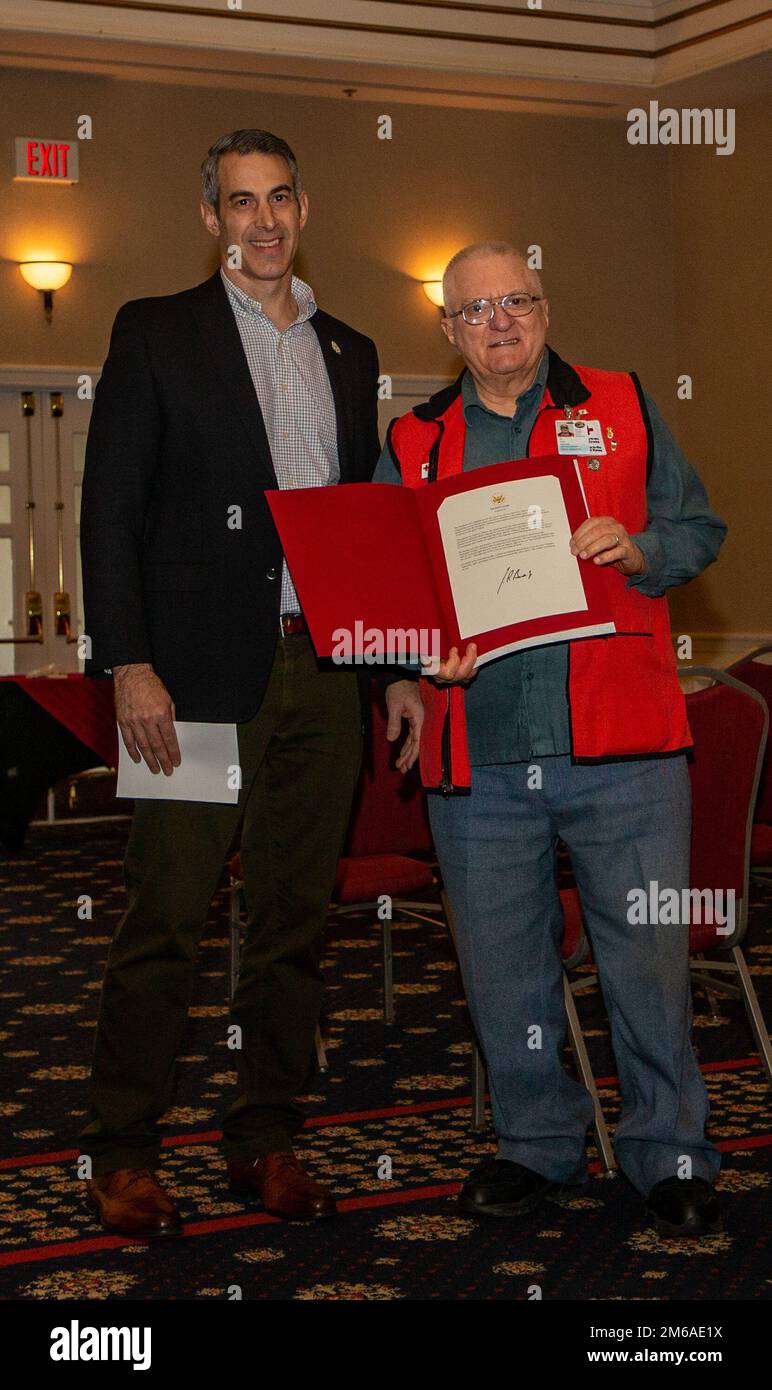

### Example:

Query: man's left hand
xmin=570 ymin=516 xmax=646 ymax=577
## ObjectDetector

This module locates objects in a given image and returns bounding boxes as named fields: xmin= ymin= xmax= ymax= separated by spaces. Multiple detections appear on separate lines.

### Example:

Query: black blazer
xmin=80 ymin=271 xmax=381 ymax=721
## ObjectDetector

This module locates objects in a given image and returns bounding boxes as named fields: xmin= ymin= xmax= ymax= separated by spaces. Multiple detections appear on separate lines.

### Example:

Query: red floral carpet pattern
xmin=1 ymin=825 xmax=770 ymax=1301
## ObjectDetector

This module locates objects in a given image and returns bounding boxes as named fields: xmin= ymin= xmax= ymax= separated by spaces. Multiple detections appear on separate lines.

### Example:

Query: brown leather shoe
xmin=227 ymin=1152 xmax=337 ymax=1220
xmin=86 ymin=1167 xmax=182 ymax=1238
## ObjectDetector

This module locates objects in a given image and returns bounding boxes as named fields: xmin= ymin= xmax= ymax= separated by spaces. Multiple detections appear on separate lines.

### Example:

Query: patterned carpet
xmin=1 ymin=823 xmax=771 ymax=1302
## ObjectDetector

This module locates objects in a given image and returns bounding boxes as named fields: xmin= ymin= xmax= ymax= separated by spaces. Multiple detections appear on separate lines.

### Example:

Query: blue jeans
xmin=429 ymin=754 xmax=721 ymax=1196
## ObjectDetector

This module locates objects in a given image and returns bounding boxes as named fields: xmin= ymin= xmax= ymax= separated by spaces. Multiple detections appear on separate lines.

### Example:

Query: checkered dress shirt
xmin=221 ymin=268 xmax=339 ymax=616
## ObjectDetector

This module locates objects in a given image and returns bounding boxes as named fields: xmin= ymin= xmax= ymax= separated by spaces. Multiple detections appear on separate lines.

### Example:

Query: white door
xmin=0 ymin=385 xmax=92 ymax=675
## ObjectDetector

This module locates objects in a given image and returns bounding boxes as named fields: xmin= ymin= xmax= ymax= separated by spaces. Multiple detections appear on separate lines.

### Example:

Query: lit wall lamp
xmin=422 ymin=281 xmax=445 ymax=310
xmin=19 ymin=261 xmax=73 ymax=324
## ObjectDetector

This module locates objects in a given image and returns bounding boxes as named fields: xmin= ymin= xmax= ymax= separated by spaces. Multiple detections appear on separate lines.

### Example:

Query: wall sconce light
xmin=19 ymin=261 xmax=73 ymax=323
xmin=422 ymin=281 xmax=445 ymax=310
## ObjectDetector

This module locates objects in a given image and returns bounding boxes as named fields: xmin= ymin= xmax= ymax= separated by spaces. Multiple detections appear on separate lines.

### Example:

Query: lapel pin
xmin=331 ymin=340 xmax=342 ymax=354
xmin=606 ymin=426 xmax=615 ymax=439
xmin=588 ymin=459 xmax=601 ymax=470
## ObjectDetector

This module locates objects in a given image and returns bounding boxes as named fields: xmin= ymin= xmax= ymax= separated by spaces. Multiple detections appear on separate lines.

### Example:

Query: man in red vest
xmin=375 ymin=242 xmax=727 ymax=1236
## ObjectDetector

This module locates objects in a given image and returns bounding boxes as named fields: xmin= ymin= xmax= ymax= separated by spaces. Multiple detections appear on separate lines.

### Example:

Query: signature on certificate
xmin=497 ymin=565 xmax=533 ymax=596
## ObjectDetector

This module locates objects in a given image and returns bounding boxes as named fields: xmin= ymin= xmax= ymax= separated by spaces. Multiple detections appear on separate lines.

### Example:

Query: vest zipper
xmin=428 ymin=418 xmax=453 ymax=792
xmin=525 ymin=400 xmax=563 ymax=457
xmin=427 ymin=420 xmax=445 ymax=482
xmin=439 ymin=690 xmax=453 ymax=795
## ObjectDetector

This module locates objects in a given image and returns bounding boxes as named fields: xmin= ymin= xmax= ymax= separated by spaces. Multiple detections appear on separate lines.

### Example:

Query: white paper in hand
xmin=116 ymin=722 xmax=239 ymax=804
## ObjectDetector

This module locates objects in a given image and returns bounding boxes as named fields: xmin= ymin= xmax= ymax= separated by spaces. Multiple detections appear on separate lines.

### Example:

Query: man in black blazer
xmin=79 ymin=129 xmax=380 ymax=1236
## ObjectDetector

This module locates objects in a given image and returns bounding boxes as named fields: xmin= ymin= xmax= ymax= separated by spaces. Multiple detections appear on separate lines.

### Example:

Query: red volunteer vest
xmin=387 ymin=355 xmax=692 ymax=793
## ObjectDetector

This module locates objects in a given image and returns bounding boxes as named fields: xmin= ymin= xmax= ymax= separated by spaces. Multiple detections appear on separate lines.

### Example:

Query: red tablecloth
xmin=2 ymin=674 xmax=118 ymax=769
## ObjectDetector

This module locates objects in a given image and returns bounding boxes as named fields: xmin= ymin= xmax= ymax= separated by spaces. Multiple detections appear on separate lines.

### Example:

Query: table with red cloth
xmin=0 ymin=674 xmax=118 ymax=851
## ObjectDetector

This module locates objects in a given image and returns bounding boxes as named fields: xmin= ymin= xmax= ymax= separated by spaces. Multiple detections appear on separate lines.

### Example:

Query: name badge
xmin=555 ymin=419 xmax=607 ymax=456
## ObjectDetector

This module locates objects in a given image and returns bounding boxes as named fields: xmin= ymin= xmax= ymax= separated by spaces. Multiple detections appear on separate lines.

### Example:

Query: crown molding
xmin=0 ymin=0 xmax=769 ymax=111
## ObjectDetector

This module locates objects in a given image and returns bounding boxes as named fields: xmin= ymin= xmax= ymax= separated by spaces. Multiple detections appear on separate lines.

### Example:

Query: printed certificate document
xmin=267 ymin=454 xmax=615 ymax=666
xmin=437 ymin=472 xmax=589 ymax=641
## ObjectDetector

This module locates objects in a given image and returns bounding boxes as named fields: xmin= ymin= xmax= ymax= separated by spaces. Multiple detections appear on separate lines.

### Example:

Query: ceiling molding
xmin=1 ymin=0 xmax=770 ymax=111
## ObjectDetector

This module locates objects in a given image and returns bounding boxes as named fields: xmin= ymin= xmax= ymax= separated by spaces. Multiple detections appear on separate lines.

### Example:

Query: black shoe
xmin=644 ymin=1177 xmax=724 ymax=1237
xmin=458 ymin=1159 xmax=558 ymax=1217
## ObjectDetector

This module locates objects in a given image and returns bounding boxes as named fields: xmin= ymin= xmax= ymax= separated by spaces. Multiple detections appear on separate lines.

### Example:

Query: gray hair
xmin=442 ymin=241 xmax=543 ymax=313
xmin=201 ymin=129 xmax=302 ymax=212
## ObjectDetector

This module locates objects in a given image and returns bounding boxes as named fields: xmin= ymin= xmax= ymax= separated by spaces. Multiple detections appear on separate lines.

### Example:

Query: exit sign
xmin=13 ymin=137 xmax=79 ymax=183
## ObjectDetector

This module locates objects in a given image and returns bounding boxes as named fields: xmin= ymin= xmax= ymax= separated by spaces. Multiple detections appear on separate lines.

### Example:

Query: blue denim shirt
xmin=374 ymin=353 xmax=727 ymax=765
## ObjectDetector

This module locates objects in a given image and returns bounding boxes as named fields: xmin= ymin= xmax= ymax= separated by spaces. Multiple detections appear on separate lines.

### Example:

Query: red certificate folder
xmin=267 ymin=454 xmax=615 ymax=666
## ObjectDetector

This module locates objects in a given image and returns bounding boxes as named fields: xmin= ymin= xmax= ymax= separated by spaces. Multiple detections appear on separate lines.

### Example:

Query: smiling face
xmin=441 ymin=251 xmax=549 ymax=388
xmin=200 ymin=150 xmax=308 ymax=291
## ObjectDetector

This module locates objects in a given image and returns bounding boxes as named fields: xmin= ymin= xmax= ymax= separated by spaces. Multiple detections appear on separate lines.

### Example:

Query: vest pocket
xmin=569 ymin=632 xmax=689 ymax=758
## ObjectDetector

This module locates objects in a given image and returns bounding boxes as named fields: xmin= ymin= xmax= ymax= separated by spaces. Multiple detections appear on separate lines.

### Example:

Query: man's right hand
xmin=113 ymin=663 xmax=181 ymax=775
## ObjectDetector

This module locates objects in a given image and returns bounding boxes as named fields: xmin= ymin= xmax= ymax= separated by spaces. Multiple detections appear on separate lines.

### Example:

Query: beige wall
xmin=669 ymin=90 xmax=772 ymax=637
xmin=1 ymin=71 xmax=676 ymax=383
xmin=0 ymin=67 xmax=767 ymax=636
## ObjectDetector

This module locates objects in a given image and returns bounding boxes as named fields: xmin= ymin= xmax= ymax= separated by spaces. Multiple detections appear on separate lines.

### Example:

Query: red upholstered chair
xmin=727 ymin=645 xmax=772 ymax=874
xmin=567 ymin=666 xmax=772 ymax=1140
xmin=679 ymin=667 xmax=771 ymax=1084
xmin=598 ymin=664 xmax=769 ymax=1128
xmin=331 ymin=684 xmax=441 ymax=1025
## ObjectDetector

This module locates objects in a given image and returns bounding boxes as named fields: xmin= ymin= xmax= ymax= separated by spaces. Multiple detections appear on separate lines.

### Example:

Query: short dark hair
xmin=201 ymin=129 xmax=302 ymax=211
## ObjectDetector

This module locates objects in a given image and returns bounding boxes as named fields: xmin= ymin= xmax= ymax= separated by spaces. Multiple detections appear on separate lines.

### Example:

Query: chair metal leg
xmin=472 ymin=1042 xmax=486 ymax=1130
xmin=228 ymin=880 xmax=242 ymax=1003
xmin=382 ymin=916 xmax=394 ymax=1024
xmin=314 ymin=1025 xmax=328 ymax=1072
xmin=394 ymin=900 xmax=445 ymax=914
xmin=563 ymin=973 xmax=616 ymax=1173
xmin=694 ymin=953 xmax=723 ymax=1020
xmin=394 ymin=907 xmax=445 ymax=928
xmin=732 ymin=945 xmax=772 ymax=1087
xmin=688 ymin=968 xmax=741 ymax=1000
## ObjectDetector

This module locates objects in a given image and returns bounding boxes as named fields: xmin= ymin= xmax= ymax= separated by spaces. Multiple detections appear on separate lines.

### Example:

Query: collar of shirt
xmin=220 ymin=267 xmax=318 ymax=329
xmin=462 ymin=348 xmax=549 ymax=427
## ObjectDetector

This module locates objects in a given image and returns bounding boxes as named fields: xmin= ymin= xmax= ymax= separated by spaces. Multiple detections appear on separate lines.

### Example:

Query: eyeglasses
xmin=447 ymin=292 xmax=544 ymax=326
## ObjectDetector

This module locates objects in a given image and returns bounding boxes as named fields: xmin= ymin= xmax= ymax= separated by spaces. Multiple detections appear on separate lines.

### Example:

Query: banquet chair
xmin=564 ymin=666 xmax=772 ymax=1136
xmin=330 ymin=718 xmax=441 ymax=1026
xmin=677 ymin=666 xmax=771 ymax=1084
xmin=727 ymin=644 xmax=772 ymax=876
